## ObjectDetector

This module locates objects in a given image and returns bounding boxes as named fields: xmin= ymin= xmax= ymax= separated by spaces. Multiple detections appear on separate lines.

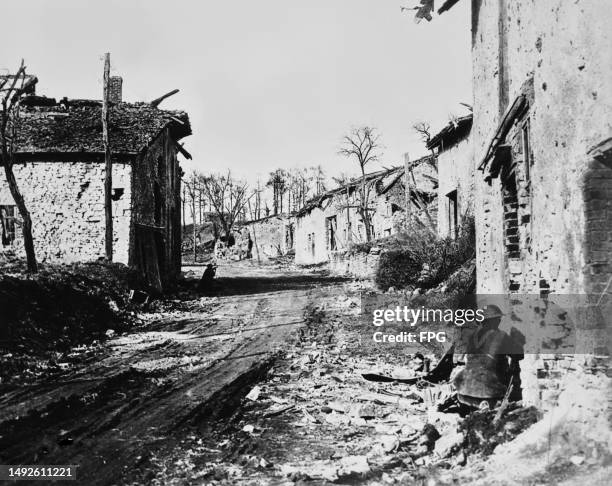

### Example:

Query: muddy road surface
xmin=0 ymin=263 xmax=346 ymax=485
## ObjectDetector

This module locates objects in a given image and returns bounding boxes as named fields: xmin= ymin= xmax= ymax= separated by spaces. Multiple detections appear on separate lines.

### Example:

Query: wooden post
xmin=346 ymin=185 xmax=351 ymax=243
xmin=404 ymin=152 xmax=411 ymax=231
xmin=248 ymin=199 xmax=261 ymax=265
xmin=102 ymin=53 xmax=113 ymax=261
xmin=191 ymin=174 xmax=197 ymax=263
xmin=182 ymin=186 xmax=186 ymax=230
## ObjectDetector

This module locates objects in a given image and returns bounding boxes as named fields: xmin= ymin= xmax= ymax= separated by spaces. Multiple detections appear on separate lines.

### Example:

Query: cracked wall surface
xmin=0 ymin=161 xmax=131 ymax=263
xmin=471 ymin=0 xmax=612 ymax=409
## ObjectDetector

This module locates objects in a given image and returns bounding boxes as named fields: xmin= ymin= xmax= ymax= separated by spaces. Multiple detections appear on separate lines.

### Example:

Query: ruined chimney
xmin=108 ymin=76 xmax=123 ymax=103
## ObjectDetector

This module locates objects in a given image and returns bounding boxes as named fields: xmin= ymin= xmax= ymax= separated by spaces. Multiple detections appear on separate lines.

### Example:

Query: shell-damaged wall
xmin=471 ymin=0 xmax=612 ymax=409
xmin=0 ymin=161 xmax=131 ymax=264
xmin=473 ymin=0 xmax=612 ymax=294
xmin=295 ymin=163 xmax=437 ymax=266
xmin=234 ymin=215 xmax=294 ymax=261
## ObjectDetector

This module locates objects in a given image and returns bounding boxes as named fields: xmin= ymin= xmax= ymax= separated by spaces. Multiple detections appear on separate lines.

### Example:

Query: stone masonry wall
xmin=437 ymin=134 xmax=474 ymax=238
xmin=0 ymin=161 xmax=131 ymax=264
xmin=295 ymin=195 xmax=394 ymax=266
xmin=471 ymin=0 xmax=612 ymax=409
xmin=328 ymin=250 xmax=380 ymax=280
xmin=237 ymin=215 xmax=294 ymax=261
xmin=295 ymin=205 xmax=333 ymax=265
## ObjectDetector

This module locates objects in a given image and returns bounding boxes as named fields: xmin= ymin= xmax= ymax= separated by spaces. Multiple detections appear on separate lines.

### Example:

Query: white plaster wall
xmin=437 ymin=135 xmax=474 ymax=238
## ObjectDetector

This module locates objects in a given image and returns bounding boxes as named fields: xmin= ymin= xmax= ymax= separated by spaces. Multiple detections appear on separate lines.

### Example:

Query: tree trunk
xmin=360 ymin=166 xmax=371 ymax=242
xmin=2 ymin=164 xmax=37 ymax=272
xmin=404 ymin=153 xmax=412 ymax=230
xmin=198 ymin=188 xmax=202 ymax=226
xmin=191 ymin=182 xmax=197 ymax=263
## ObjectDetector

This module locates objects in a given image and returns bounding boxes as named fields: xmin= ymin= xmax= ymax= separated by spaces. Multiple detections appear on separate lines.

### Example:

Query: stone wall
xmin=328 ymin=249 xmax=380 ymax=280
xmin=295 ymin=205 xmax=334 ymax=265
xmin=437 ymin=134 xmax=474 ymax=238
xmin=0 ymin=160 xmax=131 ymax=264
xmin=471 ymin=0 xmax=612 ymax=408
xmin=372 ymin=181 xmax=410 ymax=238
xmin=473 ymin=0 xmax=612 ymax=295
xmin=295 ymin=180 xmax=424 ymax=266
xmin=241 ymin=215 xmax=294 ymax=261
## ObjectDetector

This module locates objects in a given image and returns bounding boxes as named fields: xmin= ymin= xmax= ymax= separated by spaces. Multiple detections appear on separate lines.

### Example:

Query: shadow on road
xmin=192 ymin=273 xmax=350 ymax=297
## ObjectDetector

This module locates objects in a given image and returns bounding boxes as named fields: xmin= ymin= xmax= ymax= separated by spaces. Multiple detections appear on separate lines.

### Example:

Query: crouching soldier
xmin=453 ymin=305 xmax=523 ymax=409
xmin=197 ymin=263 xmax=217 ymax=291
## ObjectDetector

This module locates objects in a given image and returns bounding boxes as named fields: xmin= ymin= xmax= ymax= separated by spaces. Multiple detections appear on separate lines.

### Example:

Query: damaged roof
xmin=296 ymin=155 xmax=437 ymax=217
xmin=427 ymin=114 xmax=472 ymax=151
xmin=0 ymin=74 xmax=38 ymax=95
xmin=14 ymin=97 xmax=191 ymax=155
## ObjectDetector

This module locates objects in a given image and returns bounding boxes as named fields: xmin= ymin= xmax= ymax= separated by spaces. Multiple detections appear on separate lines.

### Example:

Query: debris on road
xmin=139 ymin=285 xmax=542 ymax=485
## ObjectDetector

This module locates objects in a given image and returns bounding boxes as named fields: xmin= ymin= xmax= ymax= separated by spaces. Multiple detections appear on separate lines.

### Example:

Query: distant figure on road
xmin=198 ymin=263 xmax=217 ymax=291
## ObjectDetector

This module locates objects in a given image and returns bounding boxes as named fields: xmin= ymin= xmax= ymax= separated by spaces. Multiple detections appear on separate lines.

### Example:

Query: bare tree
xmin=409 ymin=122 xmax=438 ymax=235
xmin=338 ymin=126 xmax=382 ymax=242
xmin=266 ymin=169 xmax=288 ymax=215
xmin=311 ymin=165 xmax=326 ymax=196
xmin=200 ymin=170 xmax=252 ymax=242
xmin=0 ymin=61 xmax=38 ymax=272
xmin=413 ymin=121 xmax=432 ymax=146
xmin=182 ymin=171 xmax=199 ymax=262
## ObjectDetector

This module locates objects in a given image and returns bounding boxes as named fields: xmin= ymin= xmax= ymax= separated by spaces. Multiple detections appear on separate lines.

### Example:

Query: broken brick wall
xmin=471 ymin=0 xmax=612 ymax=409
xmin=0 ymin=160 xmax=131 ymax=264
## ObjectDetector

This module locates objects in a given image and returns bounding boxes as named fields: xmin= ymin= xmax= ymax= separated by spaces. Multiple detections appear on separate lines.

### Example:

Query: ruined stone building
xmin=0 ymin=77 xmax=191 ymax=291
xmin=427 ymin=114 xmax=474 ymax=238
xmin=439 ymin=0 xmax=612 ymax=409
xmin=233 ymin=214 xmax=296 ymax=262
xmin=294 ymin=158 xmax=437 ymax=265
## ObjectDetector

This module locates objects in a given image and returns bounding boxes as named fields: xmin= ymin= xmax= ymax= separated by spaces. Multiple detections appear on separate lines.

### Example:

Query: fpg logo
xmin=419 ymin=331 xmax=446 ymax=343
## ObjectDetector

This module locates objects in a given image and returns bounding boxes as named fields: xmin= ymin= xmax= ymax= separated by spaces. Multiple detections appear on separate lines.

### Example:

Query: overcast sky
xmin=0 ymin=0 xmax=471 ymax=185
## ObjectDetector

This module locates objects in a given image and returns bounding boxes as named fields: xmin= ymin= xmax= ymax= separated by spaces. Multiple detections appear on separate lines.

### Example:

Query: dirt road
xmin=0 ymin=263 xmax=346 ymax=485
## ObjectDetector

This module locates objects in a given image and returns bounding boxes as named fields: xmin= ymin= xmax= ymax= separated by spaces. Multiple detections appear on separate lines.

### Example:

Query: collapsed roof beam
xmin=174 ymin=141 xmax=192 ymax=160
xmin=150 ymin=89 xmax=179 ymax=107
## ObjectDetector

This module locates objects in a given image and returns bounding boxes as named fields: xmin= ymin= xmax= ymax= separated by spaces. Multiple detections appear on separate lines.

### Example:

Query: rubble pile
xmin=149 ymin=291 xmax=540 ymax=485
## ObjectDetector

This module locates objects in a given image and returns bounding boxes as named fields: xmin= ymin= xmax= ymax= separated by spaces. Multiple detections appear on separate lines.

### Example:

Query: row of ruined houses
xmin=236 ymin=155 xmax=438 ymax=265
xmin=0 ymin=76 xmax=192 ymax=292
xmin=237 ymin=112 xmax=470 ymax=267
xmin=239 ymin=0 xmax=612 ymax=411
